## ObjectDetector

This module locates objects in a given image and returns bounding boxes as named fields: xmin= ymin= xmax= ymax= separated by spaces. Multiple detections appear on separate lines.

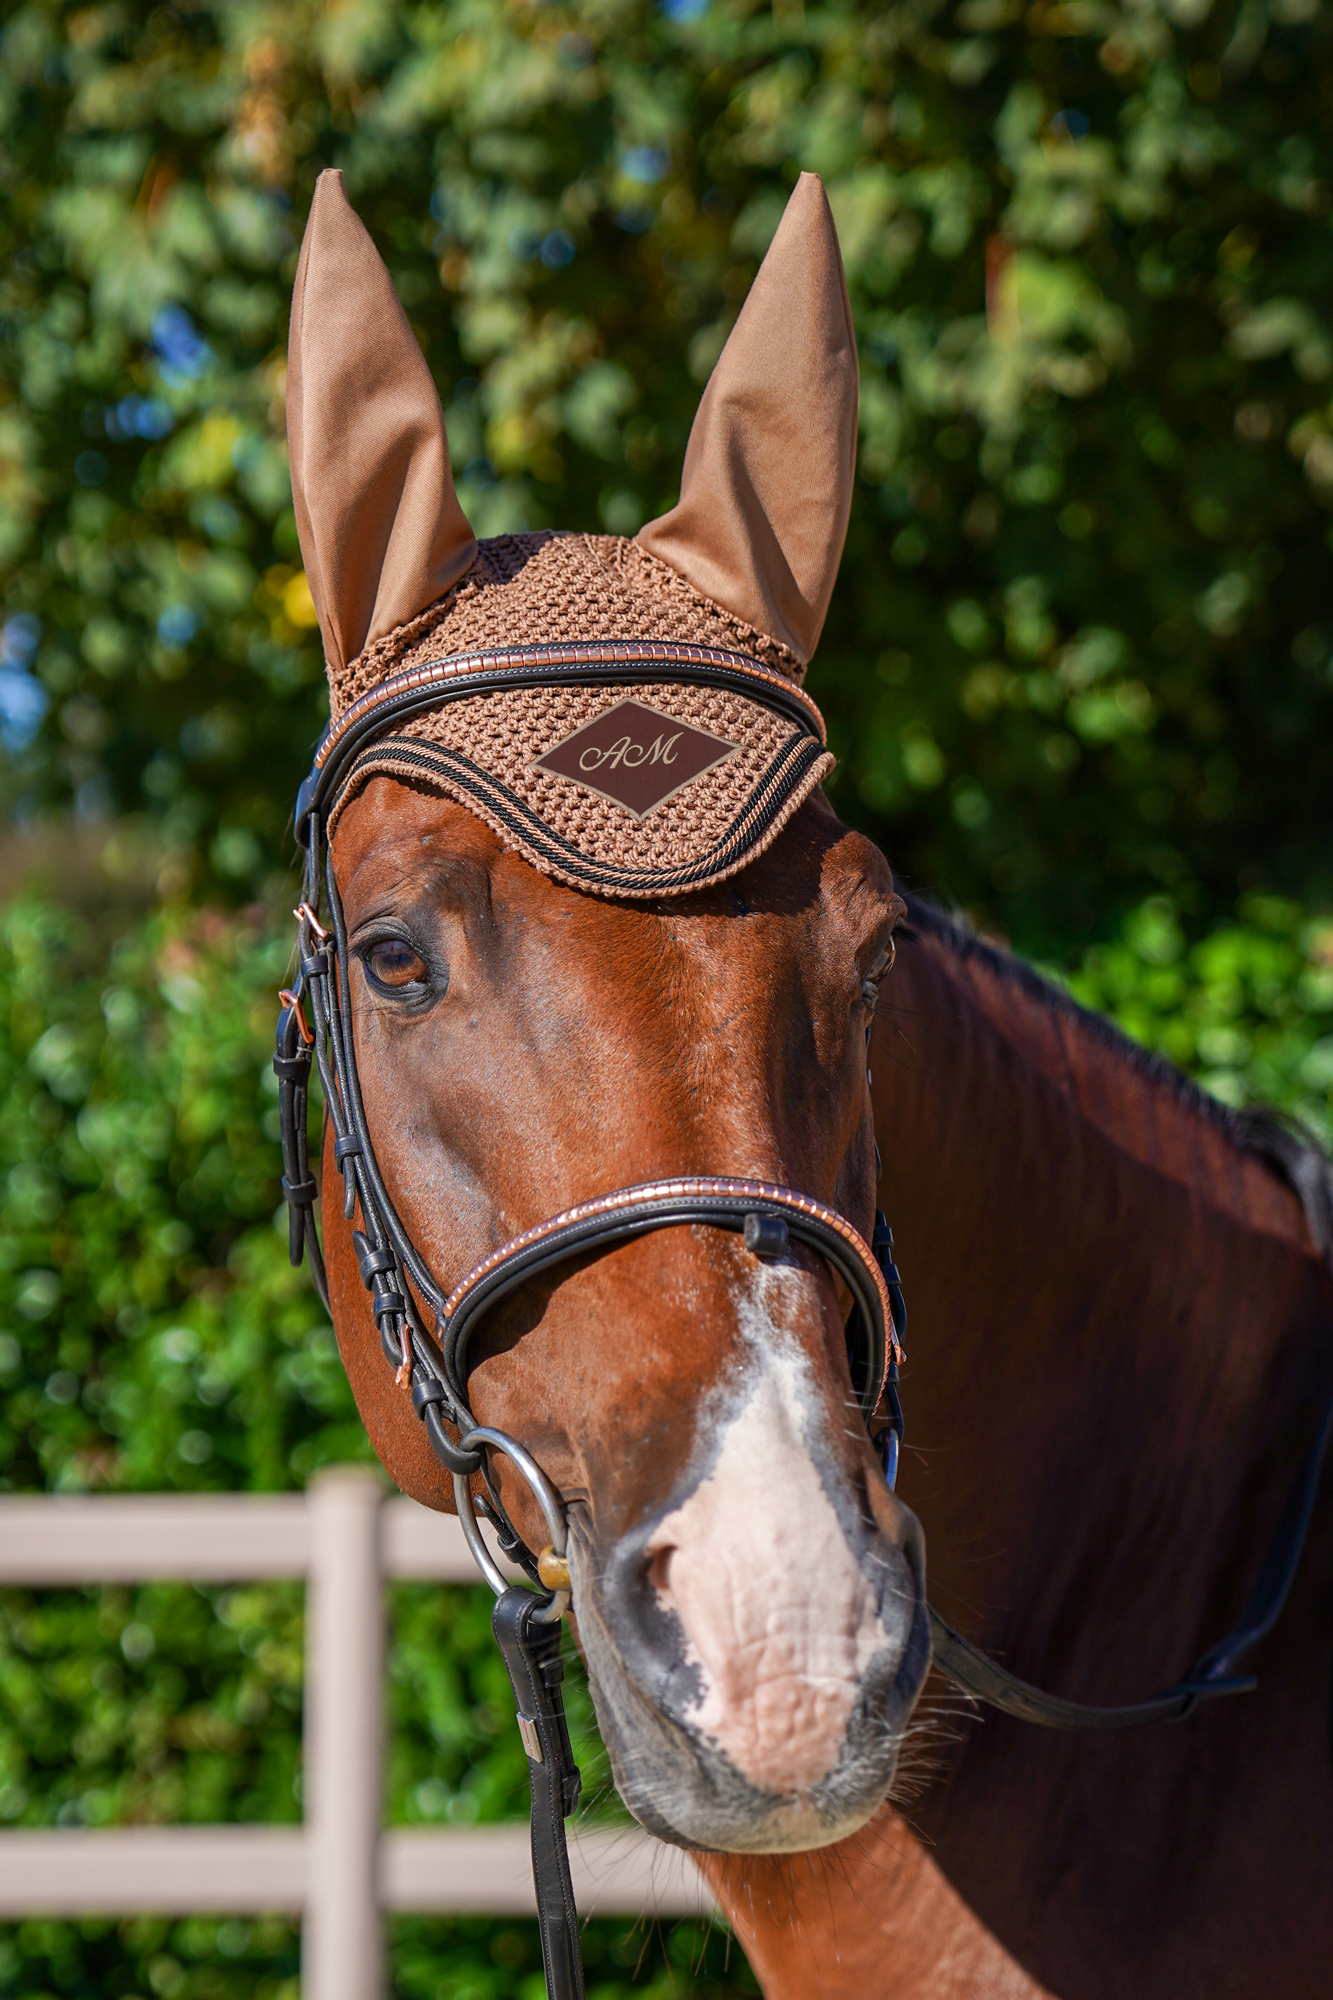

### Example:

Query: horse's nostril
xmin=646 ymin=1544 xmax=676 ymax=1598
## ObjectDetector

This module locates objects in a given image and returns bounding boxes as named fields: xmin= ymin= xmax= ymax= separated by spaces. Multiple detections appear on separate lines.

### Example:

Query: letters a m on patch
xmin=531 ymin=699 xmax=740 ymax=819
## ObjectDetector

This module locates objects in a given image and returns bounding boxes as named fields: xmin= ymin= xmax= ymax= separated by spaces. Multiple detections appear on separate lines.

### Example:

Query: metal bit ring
xmin=452 ymin=1426 xmax=572 ymax=1622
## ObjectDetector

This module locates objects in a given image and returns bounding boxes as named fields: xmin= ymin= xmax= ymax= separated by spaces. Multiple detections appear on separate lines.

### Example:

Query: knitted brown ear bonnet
xmin=289 ymin=171 xmax=857 ymax=898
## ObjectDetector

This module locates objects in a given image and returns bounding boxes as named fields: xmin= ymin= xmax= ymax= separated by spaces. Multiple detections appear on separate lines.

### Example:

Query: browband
xmin=295 ymin=640 xmax=826 ymax=845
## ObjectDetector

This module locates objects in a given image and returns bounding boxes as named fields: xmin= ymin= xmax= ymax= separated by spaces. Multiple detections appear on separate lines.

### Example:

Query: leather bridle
xmin=275 ymin=646 xmax=907 ymax=2000
xmin=275 ymin=645 xmax=1331 ymax=2000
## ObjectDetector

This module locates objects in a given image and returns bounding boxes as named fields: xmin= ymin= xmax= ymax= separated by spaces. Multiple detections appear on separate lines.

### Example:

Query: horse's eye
xmin=363 ymin=939 xmax=427 ymax=990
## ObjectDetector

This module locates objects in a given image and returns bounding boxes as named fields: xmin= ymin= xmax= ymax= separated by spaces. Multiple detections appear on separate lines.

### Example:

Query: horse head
xmin=284 ymin=168 xmax=930 ymax=1856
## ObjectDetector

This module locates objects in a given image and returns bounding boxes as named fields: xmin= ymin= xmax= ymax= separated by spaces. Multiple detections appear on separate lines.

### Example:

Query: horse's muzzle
xmin=571 ymin=1347 xmax=930 ymax=1854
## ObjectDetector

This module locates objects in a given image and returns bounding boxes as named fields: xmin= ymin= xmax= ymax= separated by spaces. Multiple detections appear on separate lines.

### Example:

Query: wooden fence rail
xmin=0 ymin=1469 xmax=710 ymax=1999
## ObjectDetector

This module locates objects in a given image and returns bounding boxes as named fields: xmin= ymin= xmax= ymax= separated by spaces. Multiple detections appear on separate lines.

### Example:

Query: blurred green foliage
xmin=1066 ymin=893 xmax=1333 ymax=1139
xmin=0 ymin=1912 xmax=755 ymax=2000
xmin=1 ymin=0 xmax=1331 ymax=941
xmin=0 ymin=899 xmax=348 ymax=1494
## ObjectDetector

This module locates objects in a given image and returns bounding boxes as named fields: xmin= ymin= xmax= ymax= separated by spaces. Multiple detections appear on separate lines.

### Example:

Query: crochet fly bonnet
xmin=287 ymin=166 xmax=858 ymax=894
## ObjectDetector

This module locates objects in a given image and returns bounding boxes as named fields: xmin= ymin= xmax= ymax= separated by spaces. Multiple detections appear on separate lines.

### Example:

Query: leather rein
xmin=275 ymin=647 xmax=1332 ymax=2000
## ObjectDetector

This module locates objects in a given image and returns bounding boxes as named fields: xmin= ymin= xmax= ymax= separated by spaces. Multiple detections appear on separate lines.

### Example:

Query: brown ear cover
xmin=287 ymin=169 xmax=477 ymax=679
xmin=637 ymin=173 xmax=858 ymax=667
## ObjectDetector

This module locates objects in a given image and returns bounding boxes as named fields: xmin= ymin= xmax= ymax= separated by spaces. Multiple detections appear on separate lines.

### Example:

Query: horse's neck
xmin=875 ymin=914 xmax=1326 ymax=1692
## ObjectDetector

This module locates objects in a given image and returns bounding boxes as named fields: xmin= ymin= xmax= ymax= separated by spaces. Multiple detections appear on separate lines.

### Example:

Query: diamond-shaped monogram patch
xmin=531 ymin=699 xmax=740 ymax=819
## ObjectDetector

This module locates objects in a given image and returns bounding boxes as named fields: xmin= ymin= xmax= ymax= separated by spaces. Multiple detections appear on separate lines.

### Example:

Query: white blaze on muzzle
xmin=646 ymin=1341 xmax=899 ymax=1799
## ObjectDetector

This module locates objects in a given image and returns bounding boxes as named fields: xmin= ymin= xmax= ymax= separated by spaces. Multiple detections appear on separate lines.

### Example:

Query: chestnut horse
xmin=283 ymin=172 xmax=1333 ymax=1995
xmin=321 ymin=790 xmax=1333 ymax=1998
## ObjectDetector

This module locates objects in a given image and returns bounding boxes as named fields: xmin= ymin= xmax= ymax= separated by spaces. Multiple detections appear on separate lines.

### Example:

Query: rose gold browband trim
xmin=317 ymin=642 xmax=827 ymax=772
xmin=442 ymin=1174 xmax=899 ymax=1361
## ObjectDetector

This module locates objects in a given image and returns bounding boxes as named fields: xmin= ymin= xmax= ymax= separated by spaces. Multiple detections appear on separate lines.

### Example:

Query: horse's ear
xmin=637 ymin=173 xmax=857 ymax=667
xmin=287 ymin=169 xmax=476 ymax=679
